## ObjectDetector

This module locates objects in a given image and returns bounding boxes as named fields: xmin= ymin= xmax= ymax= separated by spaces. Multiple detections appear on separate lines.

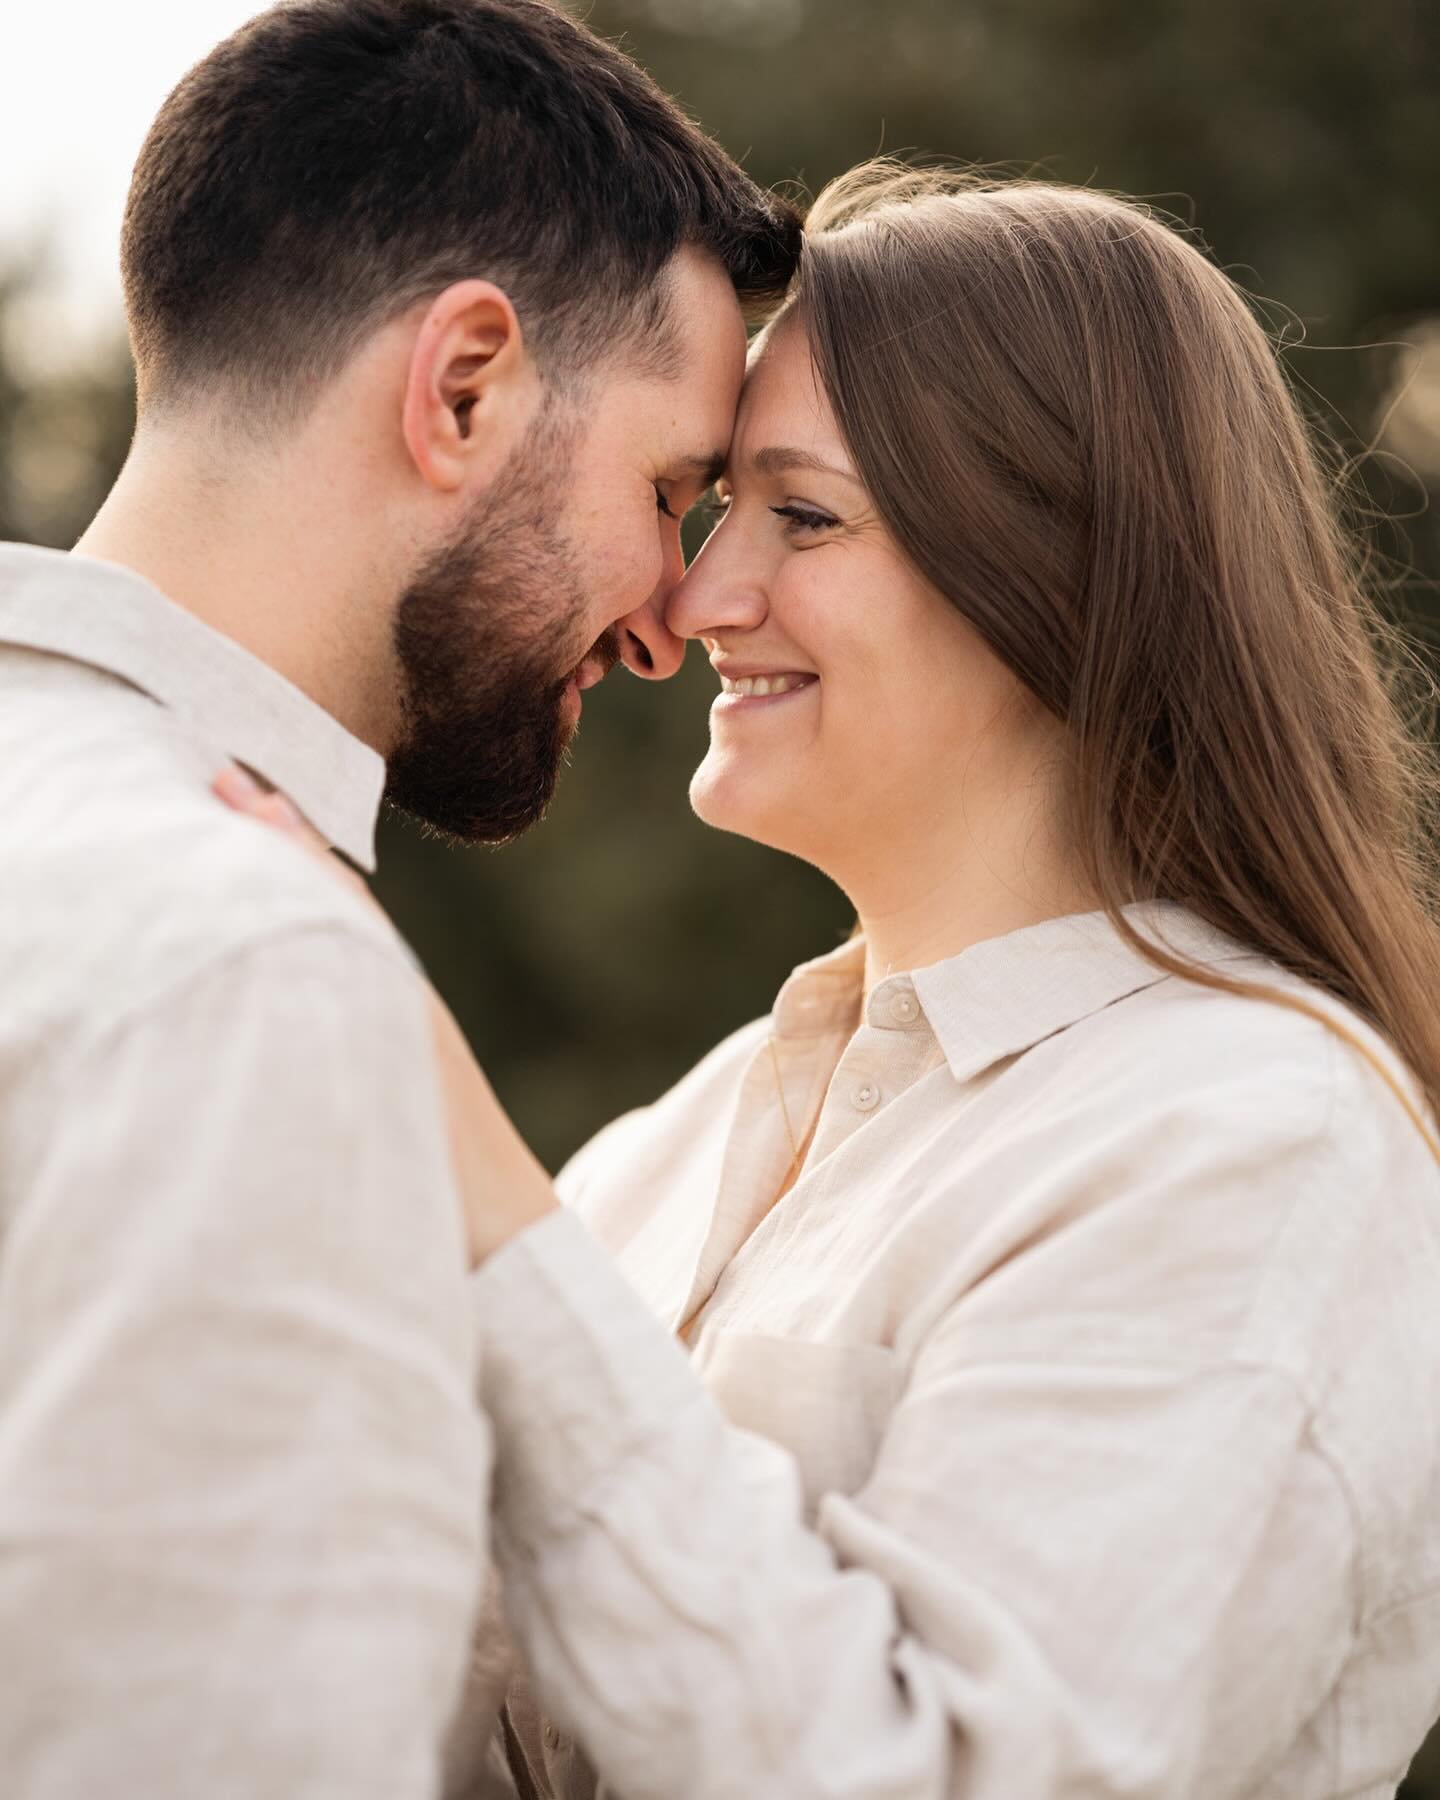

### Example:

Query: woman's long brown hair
xmin=793 ymin=163 xmax=1440 ymax=1153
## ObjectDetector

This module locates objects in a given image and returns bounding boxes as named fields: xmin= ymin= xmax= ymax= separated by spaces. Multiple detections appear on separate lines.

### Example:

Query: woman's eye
xmin=771 ymin=503 xmax=837 ymax=538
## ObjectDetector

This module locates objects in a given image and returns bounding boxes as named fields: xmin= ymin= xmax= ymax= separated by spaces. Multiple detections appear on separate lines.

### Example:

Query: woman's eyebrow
xmin=749 ymin=445 xmax=864 ymax=485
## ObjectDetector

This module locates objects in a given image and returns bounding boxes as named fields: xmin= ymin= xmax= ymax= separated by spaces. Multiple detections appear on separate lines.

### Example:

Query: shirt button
xmin=891 ymin=992 xmax=918 ymax=1023
xmin=545 ymin=1725 xmax=562 ymax=1751
xmin=852 ymin=1082 xmax=881 ymax=1112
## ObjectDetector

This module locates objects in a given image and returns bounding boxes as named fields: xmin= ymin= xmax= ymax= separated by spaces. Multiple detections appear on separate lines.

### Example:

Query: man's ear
xmin=401 ymin=280 xmax=539 ymax=493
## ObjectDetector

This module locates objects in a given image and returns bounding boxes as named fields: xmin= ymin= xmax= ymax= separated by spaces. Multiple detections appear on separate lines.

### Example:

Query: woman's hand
xmin=212 ymin=765 xmax=559 ymax=1266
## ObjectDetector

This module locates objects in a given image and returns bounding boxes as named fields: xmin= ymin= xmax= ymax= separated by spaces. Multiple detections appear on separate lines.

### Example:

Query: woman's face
xmin=666 ymin=317 xmax=1047 ymax=878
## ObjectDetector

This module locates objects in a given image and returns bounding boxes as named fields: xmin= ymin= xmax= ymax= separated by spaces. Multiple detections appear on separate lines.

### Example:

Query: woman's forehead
xmin=734 ymin=319 xmax=846 ymax=462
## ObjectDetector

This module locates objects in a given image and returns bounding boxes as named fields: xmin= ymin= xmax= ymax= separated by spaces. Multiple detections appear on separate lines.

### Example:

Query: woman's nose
xmin=664 ymin=530 xmax=769 ymax=642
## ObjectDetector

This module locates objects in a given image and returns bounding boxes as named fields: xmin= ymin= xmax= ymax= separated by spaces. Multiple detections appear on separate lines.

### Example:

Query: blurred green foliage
xmin=3 ymin=0 xmax=1438 ymax=1784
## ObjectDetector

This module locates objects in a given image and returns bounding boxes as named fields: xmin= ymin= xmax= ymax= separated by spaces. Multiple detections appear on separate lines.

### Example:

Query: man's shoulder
xmin=0 ymin=669 xmax=412 ymax=1054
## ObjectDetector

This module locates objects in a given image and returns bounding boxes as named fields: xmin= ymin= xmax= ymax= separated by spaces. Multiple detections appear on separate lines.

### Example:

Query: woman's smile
xmin=712 ymin=664 xmax=819 ymax=710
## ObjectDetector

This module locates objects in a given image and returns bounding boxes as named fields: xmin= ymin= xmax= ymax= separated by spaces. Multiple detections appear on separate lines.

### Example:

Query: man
xmin=0 ymin=1 xmax=799 ymax=1793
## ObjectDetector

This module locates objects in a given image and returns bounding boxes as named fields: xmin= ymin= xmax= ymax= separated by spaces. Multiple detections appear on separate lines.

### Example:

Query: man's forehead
xmin=634 ymin=269 xmax=746 ymax=473
xmin=645 ymin=369 xmax=740 ymax=479
xmin=671 ymin=449 xmax=727 ymax=487
xmin=664 ymin=245 xmax=751 ymax=334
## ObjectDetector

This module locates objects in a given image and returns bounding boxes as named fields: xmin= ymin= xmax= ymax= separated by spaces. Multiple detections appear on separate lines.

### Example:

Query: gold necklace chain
xmin=766 ymin=1035 xmax=805 ymax=1175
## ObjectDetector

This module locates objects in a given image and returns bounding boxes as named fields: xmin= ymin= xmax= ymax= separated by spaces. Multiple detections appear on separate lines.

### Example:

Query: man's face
xmin=386 ymin=249 xmax=747 ymax=845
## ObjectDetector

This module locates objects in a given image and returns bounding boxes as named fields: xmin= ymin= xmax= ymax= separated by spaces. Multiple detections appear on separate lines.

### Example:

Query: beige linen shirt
xmin=0 ymin=543 xmax=485 ymax=1798
xmin=460 ymin=906 xmax=1440 ymax=1800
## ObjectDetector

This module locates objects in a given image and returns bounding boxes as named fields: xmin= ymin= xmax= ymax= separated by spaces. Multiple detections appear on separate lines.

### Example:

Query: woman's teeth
xmin=719 ymin=673 xmax=814 ymax=698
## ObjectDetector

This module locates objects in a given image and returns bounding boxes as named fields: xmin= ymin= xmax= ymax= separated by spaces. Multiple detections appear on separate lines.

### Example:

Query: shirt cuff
xmin=469 ymin=1208 xmax=707 ymax=1548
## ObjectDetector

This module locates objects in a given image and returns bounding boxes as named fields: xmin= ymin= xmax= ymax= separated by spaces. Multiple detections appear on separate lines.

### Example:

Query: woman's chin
xmin=689 ymin=760 xmax=822 ymax=860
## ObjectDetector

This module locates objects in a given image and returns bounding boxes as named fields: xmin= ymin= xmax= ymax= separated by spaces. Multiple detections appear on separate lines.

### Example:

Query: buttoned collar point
xmin=767 ymin=903 xmax=1256 ymax=1077
xmin=0 ymin=542 xmax=386 ymax=871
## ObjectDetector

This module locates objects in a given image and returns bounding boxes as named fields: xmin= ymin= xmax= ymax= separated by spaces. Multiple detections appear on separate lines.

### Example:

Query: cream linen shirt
xmin=0 ymin=543 xmax=485 ymax=1798
xmin=457 ymin=906 xmax=1440 ymax=1800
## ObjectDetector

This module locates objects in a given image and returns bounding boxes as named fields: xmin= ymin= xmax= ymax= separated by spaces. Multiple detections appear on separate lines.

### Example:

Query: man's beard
xmin=385 ymin=411 xmax=614 ymax=846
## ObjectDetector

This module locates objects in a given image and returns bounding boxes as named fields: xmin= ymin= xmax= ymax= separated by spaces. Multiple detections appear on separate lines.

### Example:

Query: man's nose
xmin=614 ymin=589 xmax=688 ymax=681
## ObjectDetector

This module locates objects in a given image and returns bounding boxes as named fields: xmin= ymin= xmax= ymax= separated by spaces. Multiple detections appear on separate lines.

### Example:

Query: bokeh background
xmin=5 ymin=0 xmax=1439 ymax=1787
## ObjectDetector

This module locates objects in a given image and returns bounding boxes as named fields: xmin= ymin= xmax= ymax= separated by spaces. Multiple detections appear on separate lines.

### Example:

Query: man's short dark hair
xmin=121 ymin=0 xmax=801 ymax=423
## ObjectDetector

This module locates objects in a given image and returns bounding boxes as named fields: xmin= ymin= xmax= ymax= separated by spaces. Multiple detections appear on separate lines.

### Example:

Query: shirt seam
xmin=1261 ymin=1362 xmax=1368 ymax=1637
xmin=1229 ymin=1022 xmax=1340 ymax=1364
xmin=1365 ymin=1570 xmax=1440 ymax=1628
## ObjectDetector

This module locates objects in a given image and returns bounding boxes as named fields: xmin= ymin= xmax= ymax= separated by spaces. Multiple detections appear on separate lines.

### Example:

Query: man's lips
xmin=571 ymin=631 xmax=621 ymax=694
xmin=561 ymin=645 xmax=618 ymax=723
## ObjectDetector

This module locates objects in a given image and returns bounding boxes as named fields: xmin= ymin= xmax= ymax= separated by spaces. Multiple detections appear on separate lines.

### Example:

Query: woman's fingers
xmin=211 ymin=763 xmax=376 ymax=905
xmin=213 ymin=763 xmax=322 ymax=847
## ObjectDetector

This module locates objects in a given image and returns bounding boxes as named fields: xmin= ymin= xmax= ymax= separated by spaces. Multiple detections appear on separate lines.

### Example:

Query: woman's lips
xmin=716 ymin=671 xmax=817 ymax=699
xmin=712 ymin=674 xmax=819 ymax=712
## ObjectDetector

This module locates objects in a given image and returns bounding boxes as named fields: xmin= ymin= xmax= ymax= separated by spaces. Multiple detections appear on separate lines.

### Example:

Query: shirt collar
xmin=773 ymin=901 xmax=1260 ymax=1083
xmin=910 ymin=901 xmax=1259 ymax=1082
xmin=772 ymin=933 xmax=868 ymax=1039
xmin=0 ymin=542 xmax=386 ymax=871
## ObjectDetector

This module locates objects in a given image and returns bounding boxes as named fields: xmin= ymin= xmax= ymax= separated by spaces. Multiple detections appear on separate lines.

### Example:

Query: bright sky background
xmin=4 ymin=0 xmax=265 ymax=366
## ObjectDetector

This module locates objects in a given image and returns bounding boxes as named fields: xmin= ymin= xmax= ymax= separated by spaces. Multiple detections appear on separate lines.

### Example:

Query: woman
xmin=222 ymin=164 xmax=1440 ymax=1798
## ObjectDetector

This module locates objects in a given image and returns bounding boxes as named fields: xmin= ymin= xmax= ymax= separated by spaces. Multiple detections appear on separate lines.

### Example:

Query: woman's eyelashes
xmin=693 ymin=491 xmax=838 ymax=542
xmin=770 ymin=502 xmax=838 ymax=539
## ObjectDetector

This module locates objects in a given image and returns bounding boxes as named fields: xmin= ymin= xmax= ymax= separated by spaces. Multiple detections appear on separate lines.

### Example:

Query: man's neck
xmin=76 ymin=428 xmax=401 ymax=756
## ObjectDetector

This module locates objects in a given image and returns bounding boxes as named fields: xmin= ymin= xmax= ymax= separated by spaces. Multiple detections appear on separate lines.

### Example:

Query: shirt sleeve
xmin=0 ymin=926 xmax=488 ymax=1800
xmin=470 ymin=1131 xmax=1360 ymax=1799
